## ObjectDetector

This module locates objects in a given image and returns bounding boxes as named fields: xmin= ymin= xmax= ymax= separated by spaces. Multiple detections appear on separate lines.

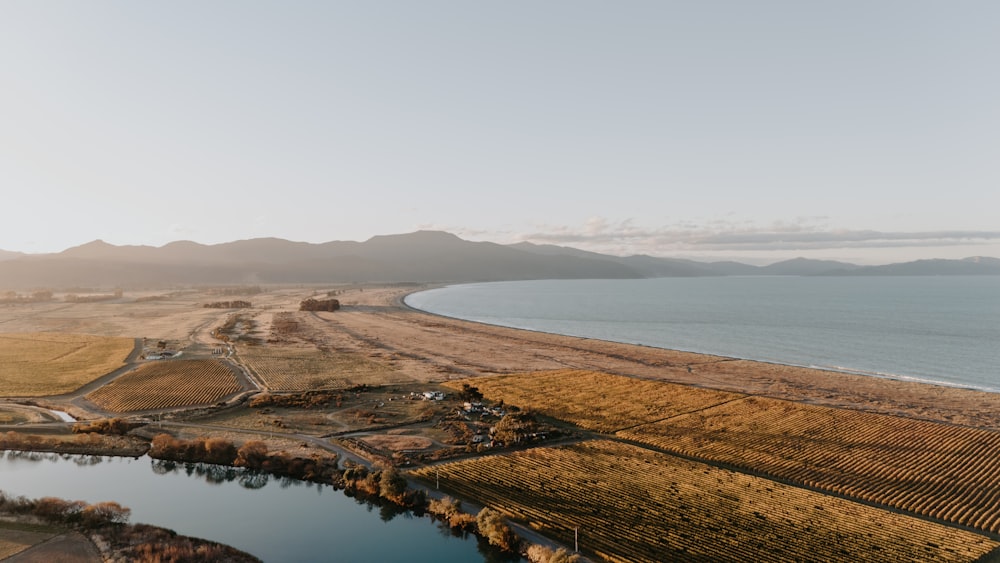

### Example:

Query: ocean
xmin=405 ymin=276 xmax=1000 ymax=392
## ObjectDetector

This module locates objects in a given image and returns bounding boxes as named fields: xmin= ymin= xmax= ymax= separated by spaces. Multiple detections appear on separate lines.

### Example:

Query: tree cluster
xmin=299 ymin=298 xmax=340 ymax=312
xmin=0 ymin=492 xmax=130 ymax=529
xmin=491 ymin=411 xmax=540 ymax=445
xmin=427 ymin=495 xmax=477 ymax=531
xmin=72 ymin=417 xmax=142 ymax=436
xmin=148 ymin=435 xmax=340 ymax=484
xmin=249 ymin=390 xmax=342 ymax=410
xmin=150 ymin=434 xmax=239 ymax=466
xmin=458 ymin=383 xmax=484 ymax=401
xmin=527 ymin=545 xmax=580 ymax=563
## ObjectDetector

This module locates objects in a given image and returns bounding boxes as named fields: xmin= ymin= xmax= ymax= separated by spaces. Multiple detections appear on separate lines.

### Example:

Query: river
xmin=0 ymin=451 xmax=517 ymax=563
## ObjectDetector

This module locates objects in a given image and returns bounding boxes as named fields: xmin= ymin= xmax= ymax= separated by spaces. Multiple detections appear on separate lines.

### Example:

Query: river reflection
xmin=0 ymin=451 xmax=522 ymax=563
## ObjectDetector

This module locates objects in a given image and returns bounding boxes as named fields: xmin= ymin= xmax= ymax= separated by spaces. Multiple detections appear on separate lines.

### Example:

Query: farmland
xmin=239 ymin=347 xmax=402 ymax=391
xmin=86 ymin=359 xmax=242 ymax=412
xmin=0 ymin=333 xmax=134 ymax=396
xmin=457 ymin=369 xmax=1000 ymax=537
xmin=412 ymin=440 xmax=997 ymax=563
xmin=5 ymin=287 xmax=1000 ymax=561
xmin=445 ymin=369 xmax=740 ymax=431
xmin=621 ymin=395 xmax=1000 ymax=533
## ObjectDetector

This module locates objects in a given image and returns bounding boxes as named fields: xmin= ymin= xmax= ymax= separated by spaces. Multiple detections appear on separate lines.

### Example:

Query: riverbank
xmin=0 ymin=493 xmax=259 ymax=562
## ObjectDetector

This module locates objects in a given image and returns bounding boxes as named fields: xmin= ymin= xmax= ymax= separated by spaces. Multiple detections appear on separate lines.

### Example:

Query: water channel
xmin=0 ymin=451 xmax=518 ymax=562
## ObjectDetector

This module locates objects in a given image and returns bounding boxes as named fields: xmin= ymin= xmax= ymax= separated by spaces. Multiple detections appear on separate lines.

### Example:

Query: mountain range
xmin=0 ymin=231 xmax=997 ymax=289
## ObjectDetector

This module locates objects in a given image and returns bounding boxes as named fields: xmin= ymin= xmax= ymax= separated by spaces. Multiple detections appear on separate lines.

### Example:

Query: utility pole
xmin=575 ymin=526 xmax=579 ymax=553
xmin=436 ymin=467 xmax=440 ymax=489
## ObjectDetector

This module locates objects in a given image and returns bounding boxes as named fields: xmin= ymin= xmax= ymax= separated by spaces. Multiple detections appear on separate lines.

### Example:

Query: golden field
xmin=238 ymin=346 xmax=400 ymax=391
xmin=446 ymin=369 xmax=740 ymax=432
xmin=458 ymin=369 xmax=1000 ymax=535
xmin=0 ymin=333 xmax=134 ymax=396
xmin=622 ymin=394 xmax=1000 ymax=533
xmin=86 ymin=359 xmax=242 ymax=412
xmin=412 ymin=440 xmax=997 ymax=563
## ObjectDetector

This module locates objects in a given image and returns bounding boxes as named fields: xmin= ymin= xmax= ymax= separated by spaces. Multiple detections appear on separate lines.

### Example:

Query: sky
xmin=2 ymin=1 xmax=998 ymax=265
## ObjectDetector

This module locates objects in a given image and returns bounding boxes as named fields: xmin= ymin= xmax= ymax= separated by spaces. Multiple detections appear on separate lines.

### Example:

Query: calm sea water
xmin=406 ymin=276 xmax=1000 ymax=392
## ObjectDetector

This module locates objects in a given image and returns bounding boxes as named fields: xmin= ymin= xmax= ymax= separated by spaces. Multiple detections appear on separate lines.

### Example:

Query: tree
xmin=31 ymin=289 xmax=53 ymax=301
xmin=34 ymin=497 xmax=86 ymax=523
xmin=527 ymin=546 xmax=580 ymax=563
xmin=492 ymin=411 xmax=539 ymax=445
xmin=379 ymin=466 xmax=407 ymax=499
xmin=81 ymin=501 xmax=131 ymax=528
xmin=476 ymin=507 xmax=519 ymax=552
xmin=459 ymin=383 xmax=483 ymax=402
xmin=203 ymin=437 xmax=238 ymax=465
xmin=235 ymin=441 xmax=268 ymax=468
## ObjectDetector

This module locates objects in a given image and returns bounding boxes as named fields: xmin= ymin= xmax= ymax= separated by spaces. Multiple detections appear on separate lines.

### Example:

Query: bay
xmin=405 ymin=276 xmax=1000 ymax=392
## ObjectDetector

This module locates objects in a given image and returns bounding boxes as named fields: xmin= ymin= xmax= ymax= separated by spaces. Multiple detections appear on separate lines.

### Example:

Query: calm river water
xmin=0 ymin=451 xmax=516 ymax=563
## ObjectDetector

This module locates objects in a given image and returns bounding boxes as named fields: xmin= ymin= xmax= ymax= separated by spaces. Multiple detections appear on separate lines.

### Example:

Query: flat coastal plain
xmin=4 ymin=284 xmax=999 ymax=428
xmin=3 ymin=285 xmax=1000 ymax=562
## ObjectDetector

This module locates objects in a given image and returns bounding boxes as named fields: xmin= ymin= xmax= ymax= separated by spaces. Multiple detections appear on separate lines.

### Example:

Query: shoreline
xmin=401 ymin=283 xmax=999 ymax=396
xmin=353 ymin=285 xmax=1000 ymax=431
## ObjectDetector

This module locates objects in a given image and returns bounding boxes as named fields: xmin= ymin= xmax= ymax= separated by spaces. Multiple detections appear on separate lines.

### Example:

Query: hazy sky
xmin=2 ymin=1 xmax=998 ymax=264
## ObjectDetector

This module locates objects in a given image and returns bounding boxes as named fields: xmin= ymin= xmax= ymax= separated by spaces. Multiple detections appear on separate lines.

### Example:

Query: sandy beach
xmin=319 ymin=285 xmax=1000 ymax=431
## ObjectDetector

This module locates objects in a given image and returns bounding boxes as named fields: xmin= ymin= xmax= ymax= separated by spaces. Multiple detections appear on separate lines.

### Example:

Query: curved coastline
xmin=403 ymin=282 xmax=1000 ymax=396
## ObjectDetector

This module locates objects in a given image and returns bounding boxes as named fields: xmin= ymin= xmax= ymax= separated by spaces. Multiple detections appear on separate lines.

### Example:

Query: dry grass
xmin=0 ymin=409 xmax=30 ymax=424
xmin=447 ymin=369 xmax=740 ymax=432
xmin=239 ymin=346 xmax=402 ymax=391
xmin=86 ymin=360 xmax=241 ymax=412
xmin=0 ymin=333 xmax=134 ymax=396
xmin=0 ymin=521 xmax=58 ymax=560
xmin=412 ymin=440 xmax=998 ymax=563
xmin=196 ymin=408 xmax=335 ymax=436
xmin=361 ymin=433 xmax=433 ymax=452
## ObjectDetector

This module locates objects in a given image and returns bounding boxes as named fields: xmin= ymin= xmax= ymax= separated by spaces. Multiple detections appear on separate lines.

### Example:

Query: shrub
xmin=72 ymin=418 xmax=139 ymax=436
xmin=80 ymin=501 xmax=131 ymax=528
xmin=476 ymin=507 xmax=519 ymax=552
xmin=527 ymin=545 xmax=580 ymax=563
xmin=299 ymin=298 xmax=340 ymax=312
xmin=235 ymin=441 xmax=268 ymax=467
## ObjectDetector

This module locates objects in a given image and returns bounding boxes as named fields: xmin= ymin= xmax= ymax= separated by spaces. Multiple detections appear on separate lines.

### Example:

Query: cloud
xmin=514 ymin=219 xmax=1000 ymax=255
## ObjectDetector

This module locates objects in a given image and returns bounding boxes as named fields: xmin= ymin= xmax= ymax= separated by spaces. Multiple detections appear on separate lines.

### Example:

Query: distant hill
xmin=0 ymin=231 xmax=638 ymax=289
xmin=760 ymin=258 xmax=860 ymax=276
xmin=0 ymin=232 xmax=996 ymax=289
xmin=510 ymin=242 xmax=723 ymax=277
xmin=829 ymin=257 xmax=1000 ymax=276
